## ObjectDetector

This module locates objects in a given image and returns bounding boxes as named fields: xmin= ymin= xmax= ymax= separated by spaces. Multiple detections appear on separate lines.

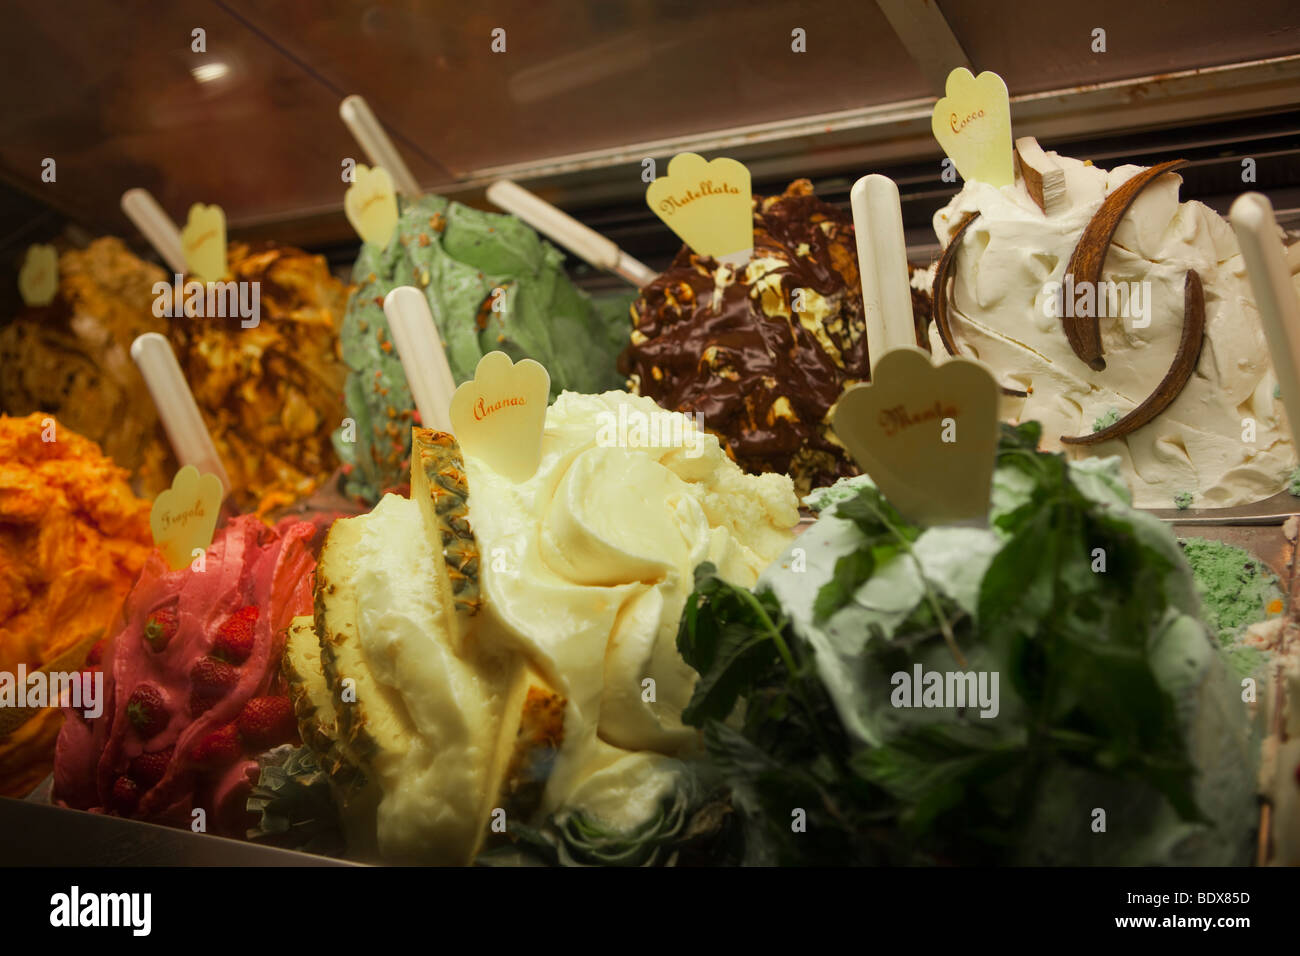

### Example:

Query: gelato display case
xmin=2 ymin=0 xmax=1300 ymax=876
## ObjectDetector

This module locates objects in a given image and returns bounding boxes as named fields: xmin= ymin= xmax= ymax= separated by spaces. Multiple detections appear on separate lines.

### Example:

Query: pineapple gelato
xmin=930 ymin=150 xmax=1300 ymax=509
xmin=298 ymin=391 xmax=798 ymax=863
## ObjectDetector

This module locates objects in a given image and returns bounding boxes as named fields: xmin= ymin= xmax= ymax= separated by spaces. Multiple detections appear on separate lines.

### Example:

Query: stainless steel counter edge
xmin=0 ymin=798 xmax=361 ymax=866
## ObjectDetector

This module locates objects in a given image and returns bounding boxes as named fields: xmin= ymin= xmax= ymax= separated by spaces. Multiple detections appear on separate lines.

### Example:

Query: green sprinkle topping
xmin=1092 ymin=408 xmax=1120 ymax=433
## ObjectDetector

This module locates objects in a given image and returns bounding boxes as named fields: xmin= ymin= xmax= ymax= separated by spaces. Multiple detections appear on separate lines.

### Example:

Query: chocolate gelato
xmin=622 ymin=179 xmax=927 ymax=494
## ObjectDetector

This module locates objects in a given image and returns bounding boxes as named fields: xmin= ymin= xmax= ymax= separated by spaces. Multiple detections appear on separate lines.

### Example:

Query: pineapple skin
xmin=412 ymin=428 xmax=483 ymax=620
xmin=500 ymin=684 xmax=566 ymax=821
xmin=283 ymin=617 xmax=363 ymax=788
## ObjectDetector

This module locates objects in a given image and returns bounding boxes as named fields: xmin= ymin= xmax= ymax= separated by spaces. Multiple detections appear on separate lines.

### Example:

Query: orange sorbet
xmin=0 ymin=413 xmax=153 ymax=796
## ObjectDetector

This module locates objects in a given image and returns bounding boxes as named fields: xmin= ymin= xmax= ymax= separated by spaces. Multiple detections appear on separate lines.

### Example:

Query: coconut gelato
xmin=929 ymin=150 xmax=1300 ymax=508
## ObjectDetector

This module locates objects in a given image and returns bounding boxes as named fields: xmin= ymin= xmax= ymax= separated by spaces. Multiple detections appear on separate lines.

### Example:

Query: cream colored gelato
xmin=315 ymin=391 xmax=798 ymax=862
xmin=930 ymin=151 xmax=1300 ymax=508
xmin=469 ymin=391 xmax=797 ymax=820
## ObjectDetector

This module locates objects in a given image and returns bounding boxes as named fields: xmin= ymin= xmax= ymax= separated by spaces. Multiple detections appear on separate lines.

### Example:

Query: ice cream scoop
xmin=333 ymin=195 xmax=631 ymax=502
xmin=621 ymin=179 xmax=930 ymax=496
xmin=164 ymin=242 xmax=350 ymax=516
xmin=0 ymin=239 xmax=173 ymax=496
xmin=747 ymin=435 xmax=1257 ymax=864
xmin=53 ymin=514 xmax=316 ymax=837
xmin=295 ymin=390 xmax=798 ymax=863
xmin=928 ymin=147 xmax=1300 ymax=509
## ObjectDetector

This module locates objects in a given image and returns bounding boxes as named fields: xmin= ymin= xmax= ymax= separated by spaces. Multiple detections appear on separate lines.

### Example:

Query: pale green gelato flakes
xmin=1093 ymin=407 xmax=1120 ymax=432
xmin=1179 ymin=537 xmax=1282 ymax=646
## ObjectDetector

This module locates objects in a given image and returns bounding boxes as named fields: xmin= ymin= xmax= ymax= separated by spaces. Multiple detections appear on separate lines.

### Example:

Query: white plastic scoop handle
xmin=1231 ymin=192 xmax=1300 ymax=443
xmin=487 ymin=179 xmax=656 ymax=287
xmin=340 ymin=94 xmax=422 ymax=199
xmin=384 ymin=286 xmax=457 ymax=434
xmin=850 ymin=174 xmax=917 ymax=372
xmin=121 ymin=189 xmax=186 ymax=275
xmin=130 ymin=332 xmax=232 ymax=495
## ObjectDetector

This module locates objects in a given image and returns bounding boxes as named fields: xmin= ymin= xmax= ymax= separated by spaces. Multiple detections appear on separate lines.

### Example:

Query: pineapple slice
xmin=313 ymin=516 xmax=415 ymax=778
xmin=284 ymin=615 xmax=368 ymax=789
xmin=300 ymin=429 xmax=571 ymax=863
xmin=499 ymin=676 xmax=567 ymax=820
xmin=478 ymin=662 xmax=567 ymax=851
xmin=410 ymin=427 xmax=482 ymax=656
xmin=284 ymin=616 xmax=338 ymax=757
xmin=284 ymin=614 xmax=382 ymax=858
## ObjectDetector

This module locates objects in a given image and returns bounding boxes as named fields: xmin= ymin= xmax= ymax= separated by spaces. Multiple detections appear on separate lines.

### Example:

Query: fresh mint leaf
xmin=681 ymin=620 xmax=781 ymax=726
xmin=678 ymin=563 xmax=790 ymax=726
xmin=852 ymin=722 xmax=1026 ymax=837
xmin=998 ymin=420 xmax=1043 ymax=454
xmin=812 ymin=485 xmax=919 ymax=623
xmin=834 ymin=484 xmax=920 ymax=543
xmin=813 ymin=548 xmax=875 ymax=621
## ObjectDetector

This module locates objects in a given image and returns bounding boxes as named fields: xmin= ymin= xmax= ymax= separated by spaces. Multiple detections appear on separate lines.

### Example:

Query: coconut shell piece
xmin=1061 ymin=159 xmax=1190 ymax=371
xmin=1061 ymin=269 xmax=1205 ymax=445
xmin=930 ymin=211 xmax=1028 ymax=398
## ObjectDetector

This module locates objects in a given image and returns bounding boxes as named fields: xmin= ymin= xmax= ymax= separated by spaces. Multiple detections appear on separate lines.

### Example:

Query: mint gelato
xmin=334 ymin=196 xmax=632 ymax=500
xmin=681 ymin=423 xmax=1257 ymax=865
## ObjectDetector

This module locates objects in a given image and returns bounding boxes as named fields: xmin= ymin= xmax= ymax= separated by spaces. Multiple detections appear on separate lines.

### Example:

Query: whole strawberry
xmin=143 ymin=604 xmax=179 ymax=652
xmin=85 ymin=638 xmax=108 ymax=667
xmin=110 ymin=775 xmax=140 ymax=815
xmin=128 ymin=746 xmax=175 ymax=789
xmin=213 ymin=606 xmax=258 ymax=664
xmin=188 ymin=723 xmax=243 ymax=769
xmin=189 ymin=657 xmax=238 ymax=716
xmin=125 ymin=685 xmax=168 ymax=740
xmin=236 ymin=696 xmax=297 ymax=749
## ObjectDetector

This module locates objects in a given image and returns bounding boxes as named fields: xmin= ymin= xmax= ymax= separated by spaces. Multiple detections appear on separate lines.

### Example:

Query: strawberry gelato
xmin=54 ymin=514 xmax=315 ymax=837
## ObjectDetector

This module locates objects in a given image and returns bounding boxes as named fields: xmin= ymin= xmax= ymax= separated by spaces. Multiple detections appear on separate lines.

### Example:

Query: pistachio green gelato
xmin=1180 ymin=538 xmax=1282 ymax=645
xmin=1179 ymin=537 xmax=1280 ymax=680
xmin=334 ymin=195 xmax=633 ymax=501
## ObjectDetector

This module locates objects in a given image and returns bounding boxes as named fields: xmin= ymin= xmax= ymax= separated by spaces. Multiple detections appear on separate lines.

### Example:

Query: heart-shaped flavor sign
xmin=18 ymin=243 xmax=58 ymax=306
xmin=181 ymin=203 xmax=228 ymax=282
xmin=832 ymin=347 xmax=999 ymax=526
xmin=931 ymin=68 xmax=1015 ymax=188
xmin=449 ymin=351 xmax=551 ymax=483
xmin=646 ymin=152 xmax=752 ymax=264
xmin=345 ymin=163 xmax=399 ymax=248
xmin=151 ymin=465 xmax=224 ymax=570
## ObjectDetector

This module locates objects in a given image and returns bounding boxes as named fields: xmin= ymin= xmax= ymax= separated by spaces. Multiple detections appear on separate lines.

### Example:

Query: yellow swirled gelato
xmin=472 ymin=392 xmax=797 ymax=808
xmin=297 ymin=391 xmax=797 ymax=863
